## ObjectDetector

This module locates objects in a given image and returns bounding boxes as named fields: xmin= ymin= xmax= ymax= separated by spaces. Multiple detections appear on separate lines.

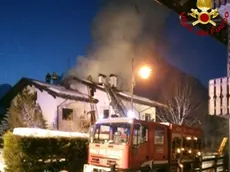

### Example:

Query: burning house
xmin=64 ymin=74 xmax=167 ymax=122
xmin=0 ymin=73 xmax=167 ymax=133
xmin=0 ymin=77 xmax=98 ymax=132
xmin=62 ymin=0 xmax=169 ymax=124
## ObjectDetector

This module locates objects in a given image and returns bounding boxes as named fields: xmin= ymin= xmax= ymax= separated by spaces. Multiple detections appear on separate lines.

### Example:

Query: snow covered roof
xmin=96 ymin=117 xmax=134 ymax=124
xmin=0 ymin=78 xmax=98 ymax=108
xmin=29 ymin=78 xmax=99 ymax=103
xmin=66 ymin=76 xmax=167 ymax=108
xmin=116 ymin=91 xmax=168 ymax=108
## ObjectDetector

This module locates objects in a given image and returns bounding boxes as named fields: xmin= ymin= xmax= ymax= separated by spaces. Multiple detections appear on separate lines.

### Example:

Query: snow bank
xmin=13 ymin=128 xmax=89 ymax=138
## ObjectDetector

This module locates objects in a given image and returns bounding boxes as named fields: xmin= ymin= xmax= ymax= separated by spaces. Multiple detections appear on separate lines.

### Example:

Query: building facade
xmin=0 ymin=78 xmax=98 ymax=132
xmin=0 ymin=75 xmax=167 ymax=133
xmin=65 ymin=74 xmax=167 ymax=122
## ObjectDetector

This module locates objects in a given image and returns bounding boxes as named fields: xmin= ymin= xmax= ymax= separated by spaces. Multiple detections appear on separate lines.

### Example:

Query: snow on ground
xmin=13 ymin=128 xmax=89 ymax=138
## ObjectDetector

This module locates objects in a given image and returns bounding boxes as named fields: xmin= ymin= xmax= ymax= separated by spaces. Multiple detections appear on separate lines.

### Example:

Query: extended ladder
xmin=218 ymin=137 xmax=228 ymax=155
xmin=87 ymin=76 xmax=98 ymax=125
xmin=102 ymin=77 xmax=127 ymax=117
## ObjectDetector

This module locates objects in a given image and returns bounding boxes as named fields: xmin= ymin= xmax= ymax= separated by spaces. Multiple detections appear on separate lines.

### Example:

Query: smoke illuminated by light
xmin=67 ymin=0 xmax=169 ymax=91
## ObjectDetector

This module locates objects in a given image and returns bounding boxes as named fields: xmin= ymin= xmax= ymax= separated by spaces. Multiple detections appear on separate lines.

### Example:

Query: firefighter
xmin=45 ymin=73 xmax=51 ymax=83
xmin=52 ymin=72 xmax=58 ymax=84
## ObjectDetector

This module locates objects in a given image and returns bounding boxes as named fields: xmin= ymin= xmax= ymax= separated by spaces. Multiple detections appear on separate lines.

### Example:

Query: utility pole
xmin=131 ymin=58 xmax=135 ymax=113
xmin=227 ymin=25 xmax=230 ymax=172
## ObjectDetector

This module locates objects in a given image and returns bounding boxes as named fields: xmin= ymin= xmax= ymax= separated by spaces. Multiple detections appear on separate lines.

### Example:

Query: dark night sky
xmin=0 ymin=0 xmax=227 ymax=86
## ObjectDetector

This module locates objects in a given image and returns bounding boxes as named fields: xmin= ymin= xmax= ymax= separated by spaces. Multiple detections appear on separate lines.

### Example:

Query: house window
xmin=62 ymin=108 xmax=73 ymax=120
xmin=103 ymin=109 xmax=109 ymax=118
xmin=145 ymin=113 xmax=151 ymax=121
xmin=33 ymin=91 xmax=37 ymax=100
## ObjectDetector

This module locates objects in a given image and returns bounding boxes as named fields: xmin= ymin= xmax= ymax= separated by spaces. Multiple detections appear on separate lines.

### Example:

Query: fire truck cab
xmin=83 ymin=117 xmax=202 ymax=172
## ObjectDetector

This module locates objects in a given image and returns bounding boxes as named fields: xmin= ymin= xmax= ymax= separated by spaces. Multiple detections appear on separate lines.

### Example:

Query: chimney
xmin=109 ymin=74 xmax=118 ymax=88
xmin=98 ymin=73 xmax=106 ymax=85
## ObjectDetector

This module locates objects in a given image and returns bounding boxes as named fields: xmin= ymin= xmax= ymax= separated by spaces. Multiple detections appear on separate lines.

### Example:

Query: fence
xmin=173 ymin=155 xmax=226 ymax=172
xmin=108 ymin=155 xmax=226 ymax=172
xmin=192 ymin=155 xmax=226 ymax=172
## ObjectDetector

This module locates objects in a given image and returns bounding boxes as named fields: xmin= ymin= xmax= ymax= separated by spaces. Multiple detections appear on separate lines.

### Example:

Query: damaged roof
xmin=0 ymin=78 xmax=98 ymax=108
xmin=65 ymin=76 xmax=168 ymax=109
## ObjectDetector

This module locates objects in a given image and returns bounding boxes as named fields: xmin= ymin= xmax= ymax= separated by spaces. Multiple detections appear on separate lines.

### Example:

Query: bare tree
xmin=157 ymin=77 xmax=204 ymax=126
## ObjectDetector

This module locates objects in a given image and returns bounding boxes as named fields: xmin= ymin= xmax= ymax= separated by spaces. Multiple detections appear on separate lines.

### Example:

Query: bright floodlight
xmin=138 ymin=66 xmax=152 ymax=79
xmin=99 ymin=114 xmax=103 ymax=120
xmin=127 ymin=110 xmax=135 ymax=118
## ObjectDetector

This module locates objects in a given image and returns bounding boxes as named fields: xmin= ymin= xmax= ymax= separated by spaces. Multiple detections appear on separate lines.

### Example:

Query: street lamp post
xmin=131 ymin=58 xmax=135 ymax=113
xmin=130 ymin=58 xmax=152 ymax=119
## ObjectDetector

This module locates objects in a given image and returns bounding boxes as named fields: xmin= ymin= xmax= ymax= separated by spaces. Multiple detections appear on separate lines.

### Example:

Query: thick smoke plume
xmin=68 ymin=0 xmax=169 ymax=91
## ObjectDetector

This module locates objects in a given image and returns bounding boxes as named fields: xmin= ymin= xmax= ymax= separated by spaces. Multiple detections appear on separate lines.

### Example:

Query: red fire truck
xmin=83 ymin=117 xmax=202 ymax=172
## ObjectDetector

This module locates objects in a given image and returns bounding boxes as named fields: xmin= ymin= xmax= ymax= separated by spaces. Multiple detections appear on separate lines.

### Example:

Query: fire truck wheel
xmin=153 ymin=168 xmax=166 ymax=172
xmin=141 ymin=165 xmax=152 ymax=172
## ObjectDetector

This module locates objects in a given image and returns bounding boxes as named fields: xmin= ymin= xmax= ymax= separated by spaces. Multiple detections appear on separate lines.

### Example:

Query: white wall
xmin=70 ymin=82 xmax=156 ymax=121
xmin=36 ymin=88 xmax=58 ymax=129
xmin=70 ymin=82 xmax=115 ymax=120
xmin=57 ymin=100 xmax=91 ymax=132
xmin=122 ymin=99 xmax=156 ymax=121
xmin=36 ymin=88 xmax=92 ymax=131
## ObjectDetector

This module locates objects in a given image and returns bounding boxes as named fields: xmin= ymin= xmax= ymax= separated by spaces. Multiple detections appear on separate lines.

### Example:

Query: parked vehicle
xmin=83 ymin=117 xmax=202 ymax=172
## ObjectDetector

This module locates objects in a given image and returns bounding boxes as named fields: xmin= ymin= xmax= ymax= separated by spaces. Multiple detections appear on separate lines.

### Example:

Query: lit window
xmin=145 ymin=113 xmax=151 ymax=121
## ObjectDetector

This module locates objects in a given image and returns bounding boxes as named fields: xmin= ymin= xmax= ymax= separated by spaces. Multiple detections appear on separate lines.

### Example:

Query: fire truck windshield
xmin=92 ymin=123 xmax=131 ymax=144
